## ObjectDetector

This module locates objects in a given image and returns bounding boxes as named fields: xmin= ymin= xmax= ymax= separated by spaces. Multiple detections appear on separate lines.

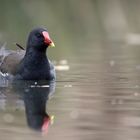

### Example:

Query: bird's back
xmin=0 ymin=47 xmax=25 ymax=75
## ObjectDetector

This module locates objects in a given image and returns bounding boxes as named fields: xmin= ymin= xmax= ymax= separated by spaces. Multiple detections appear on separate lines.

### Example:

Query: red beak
xmin=41 ymin=116 xmax=50 ymax=133
xmin=42 ymin=31 xmax=55 ymax=47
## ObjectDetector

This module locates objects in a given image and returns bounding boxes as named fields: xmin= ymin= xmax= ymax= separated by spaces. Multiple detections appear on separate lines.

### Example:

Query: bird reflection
xmin=12 ymin=80 xmax=55 ymax=132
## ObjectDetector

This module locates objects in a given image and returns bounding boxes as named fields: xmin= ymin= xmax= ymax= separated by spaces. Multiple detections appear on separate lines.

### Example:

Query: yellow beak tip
xmin=49 ymin=42 xmax=55 ymax=47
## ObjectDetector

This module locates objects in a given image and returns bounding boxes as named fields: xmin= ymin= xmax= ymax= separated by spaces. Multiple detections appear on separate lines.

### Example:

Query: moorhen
xmin=0 ymin=28 xmax=56 ymax=80
xmin=12 ymin=80 xmax=55 ymax=132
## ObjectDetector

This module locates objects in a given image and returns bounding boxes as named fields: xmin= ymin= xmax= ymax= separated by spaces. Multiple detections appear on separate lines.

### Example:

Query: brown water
xmin=1 ymin=41 xmax=140 ymax=140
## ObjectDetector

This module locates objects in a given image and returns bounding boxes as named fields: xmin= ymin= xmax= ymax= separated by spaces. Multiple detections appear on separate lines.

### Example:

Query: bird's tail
xmin=0 ymin=43 xmax=6 ymax=65
xmin=0 ymin=43 xmax=11 ymax=65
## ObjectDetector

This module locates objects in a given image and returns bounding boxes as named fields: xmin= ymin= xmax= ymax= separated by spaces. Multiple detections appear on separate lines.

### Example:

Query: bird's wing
xmin=0 ymin=50 xmax=25 ymax=75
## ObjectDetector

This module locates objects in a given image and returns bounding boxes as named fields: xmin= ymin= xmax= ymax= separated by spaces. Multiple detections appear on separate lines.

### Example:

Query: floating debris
xmin=30 ymin=85 xmax=50 ymax=88
xmin=55 ymin=65 xmax=70 ymax=71
xmin=41 ymin=85 xmax=50 ymax=88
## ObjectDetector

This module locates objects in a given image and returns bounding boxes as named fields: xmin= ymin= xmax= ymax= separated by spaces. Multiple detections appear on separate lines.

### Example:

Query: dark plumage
xmin=0 ymin=28 xmax=56 ymax=80
xmin=12 ymin=80 xmax=56 ymax=132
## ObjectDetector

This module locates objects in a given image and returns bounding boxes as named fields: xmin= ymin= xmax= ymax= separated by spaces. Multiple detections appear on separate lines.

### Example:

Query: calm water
xmin=1 ymin=41 xmax=140 ymax=140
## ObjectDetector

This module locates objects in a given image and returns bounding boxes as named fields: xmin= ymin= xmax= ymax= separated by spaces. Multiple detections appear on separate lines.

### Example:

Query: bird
xmin=12 ymin=80 xmax=56 ymax=132
xmin=0 ymin=28 xmax=56 ymax=80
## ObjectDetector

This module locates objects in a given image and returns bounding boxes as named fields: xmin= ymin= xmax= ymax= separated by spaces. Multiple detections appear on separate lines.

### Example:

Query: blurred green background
xmin=0 ymin=0 xmax=140 ymax=60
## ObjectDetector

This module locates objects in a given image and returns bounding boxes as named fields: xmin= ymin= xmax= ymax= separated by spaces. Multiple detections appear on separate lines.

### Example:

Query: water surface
xmin=0 ymin=42 xmax=140 ymax=140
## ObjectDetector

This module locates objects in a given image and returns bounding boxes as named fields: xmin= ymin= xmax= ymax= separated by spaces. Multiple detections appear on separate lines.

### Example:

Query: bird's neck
xmin=26 ymin=45 xmax=47 ymax=55
xmin=25 ymin=47 xmax=48 ymax=63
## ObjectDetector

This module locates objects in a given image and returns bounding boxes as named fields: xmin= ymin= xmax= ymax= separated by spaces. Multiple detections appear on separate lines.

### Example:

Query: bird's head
xmin=27 ymin=28 xmax=55 ymax=51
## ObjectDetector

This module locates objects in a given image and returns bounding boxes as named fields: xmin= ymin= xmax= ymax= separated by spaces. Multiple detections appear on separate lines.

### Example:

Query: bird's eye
xmin=36 ymin=33 xmax=42 ymax=38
